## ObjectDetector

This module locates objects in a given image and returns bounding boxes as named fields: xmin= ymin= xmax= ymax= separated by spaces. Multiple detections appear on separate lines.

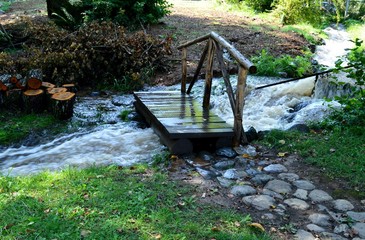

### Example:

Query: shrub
xmin=251 ymin=49 xmax=313 ymax=77
xmin=244 ymin=0 xmax=274 ymax=12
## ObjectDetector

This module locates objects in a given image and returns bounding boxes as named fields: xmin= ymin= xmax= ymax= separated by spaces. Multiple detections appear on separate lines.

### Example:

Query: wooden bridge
xmin=134 ymin=32 xmax=256 ymax=154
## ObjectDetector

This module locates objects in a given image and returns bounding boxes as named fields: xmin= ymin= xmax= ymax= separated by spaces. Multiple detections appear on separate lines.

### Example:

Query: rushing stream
xmin=0 ymin=26 xmax=353 ymax=176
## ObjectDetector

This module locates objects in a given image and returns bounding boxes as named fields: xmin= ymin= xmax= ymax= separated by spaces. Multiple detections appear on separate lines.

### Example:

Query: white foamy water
xmin=0 ymin=26 xmax=351 ymax=176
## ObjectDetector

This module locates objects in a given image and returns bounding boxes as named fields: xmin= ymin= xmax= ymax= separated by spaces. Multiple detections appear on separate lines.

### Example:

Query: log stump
xmin=4 ymin=89 xmax=23 ymax=110
xmin=51 ymin=92 xmax=76 ymax=120
xmin=46 ymin=87 xmax=67 ymax=110
xmin=27 ymin=77 xmax=42 ymax=90
xmin=42 ymin=82 xmax=56 ymax=90
xmin=23 ymin=89 xmax=45 ymax=113
xmin=62 ymin=83 xmax=77 ymax=92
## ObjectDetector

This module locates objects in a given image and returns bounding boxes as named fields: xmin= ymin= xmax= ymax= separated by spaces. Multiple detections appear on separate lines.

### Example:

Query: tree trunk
xmin=3 ymin=89 xmax=22 ymax=110
xmin=23 ymin=89 xmax=45 ymax=113
xmin=51 ymin=92 xmax=76 ymax=120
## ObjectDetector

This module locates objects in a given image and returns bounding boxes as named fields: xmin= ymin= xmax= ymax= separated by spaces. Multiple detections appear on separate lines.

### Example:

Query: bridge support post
xmin=233 ymin=66 xmax=248 ymax=146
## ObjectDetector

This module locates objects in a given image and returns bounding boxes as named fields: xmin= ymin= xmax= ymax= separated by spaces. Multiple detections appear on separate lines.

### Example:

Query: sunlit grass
xmin=346 ymin=20 xmax=365 ymax=48
xmin=0 ymin=165 xmax=271 ymax=239
xmin=282 ymin=23 xmax=327 ymax=44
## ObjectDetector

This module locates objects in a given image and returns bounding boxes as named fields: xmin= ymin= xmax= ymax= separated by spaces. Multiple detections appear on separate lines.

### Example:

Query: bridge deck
xmin=133 ymin=91 xmax=234 ymax=154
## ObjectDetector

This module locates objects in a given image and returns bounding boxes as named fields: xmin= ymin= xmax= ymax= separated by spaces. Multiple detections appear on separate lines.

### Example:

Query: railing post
xmin=203 ymin=39 xmax=215 ymax=109
xmin=181 ymin=47 xmax=187 ymax=93
xmin=233 ymin=66 xmax=248 ymax=146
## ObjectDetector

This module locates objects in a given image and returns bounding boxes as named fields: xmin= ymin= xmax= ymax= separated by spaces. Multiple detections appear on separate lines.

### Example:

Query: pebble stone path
xmin=181 ymin=145 xmax=365 ymax=240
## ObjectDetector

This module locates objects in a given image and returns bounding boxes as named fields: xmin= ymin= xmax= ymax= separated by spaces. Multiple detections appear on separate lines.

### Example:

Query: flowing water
xmin=0 ymin=26 xmax=353 ymax=176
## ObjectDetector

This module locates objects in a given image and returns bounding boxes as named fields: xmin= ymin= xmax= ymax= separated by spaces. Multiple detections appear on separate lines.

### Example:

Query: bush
xmin=0 ymin=19 xmax=171 ymax=92
xmin=272 ymin=0 xmax=322 ymax=26
xmin=47 ymin=0 xmax=172 ymax=29
xmin=251 ymin=49 xmax=313 ymax=77
xmin=325 ymin=39 xmax=365 ymax=127
xmin=244 ymin=0 xmax=274 ymax=12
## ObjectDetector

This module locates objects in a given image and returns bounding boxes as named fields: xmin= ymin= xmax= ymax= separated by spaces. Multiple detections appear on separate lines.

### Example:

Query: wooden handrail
xmin=178 ymin=32 xmax=256 ymax=146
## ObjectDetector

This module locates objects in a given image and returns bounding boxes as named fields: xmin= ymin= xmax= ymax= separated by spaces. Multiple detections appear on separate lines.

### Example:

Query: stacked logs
xmin=0 ymin=72 xmax=77 ymax=120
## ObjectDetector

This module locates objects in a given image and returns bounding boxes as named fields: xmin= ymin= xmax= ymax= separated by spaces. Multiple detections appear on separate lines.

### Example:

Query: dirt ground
xmin=1 ymin=1 xmax=362 ymax=238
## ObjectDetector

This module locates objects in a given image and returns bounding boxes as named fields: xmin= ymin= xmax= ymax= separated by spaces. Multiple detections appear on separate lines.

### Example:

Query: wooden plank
xmin=167 ymin=127 xmax=233 ymax=139
xmin=158 ymin=116 xmax=225 ymax=124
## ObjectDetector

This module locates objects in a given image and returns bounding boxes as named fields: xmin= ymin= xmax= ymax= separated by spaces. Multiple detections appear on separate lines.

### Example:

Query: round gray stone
xmin=309 ymin=213 xmax=331 ymax=227
xmin=278 ymin=173 xmax=300 ymax=182
xmin=333 ymin=199 xmax=354 ymax=211
xmin=347 ymin=211 xmax=365 ymax=222
xmin=198 ymin=151 xmax=215 ymax=161
xmin=262 ymin=188 xmax=284 ymax=200
xmin=284 ymin=198 xmax=310 ymax=210
xmin=234 ymin=145 xmax=257 ymax=157
xmin=216 ymin=147 xmax=238 ymax=158
xmin=293 ymin=189 xmax=308 ymax=200
xmin=306 ymin=224 xmax=325 ymax=233
xmin=263 ymin=164 xmax=288 ymax=173
xmin=223 ymin=168 xmax=247 ymax=180
xmin=213 ymin=160 xmax=235 ymax=170
xmin=264 ymin=179 xmax=292 ymax=195
xmin=251 ymin=174 xmax=274 ymax=185
xmin=334 ymin=224 xmax=349 ymax=234
xmin=352 ymin=223 xmax=365 ymax=238
xmin=196 ymin=167 xmax=217 ymax=180
xmin=294 ymin=229 xmax=316 ymax=240
xmin=216 ymin=177 xmax=235 ymax=188
xmin=320 ymin=232 xmax=348 ymax=240
xmin=309 ymin=189 xmax=333 ymax=202
xmin=262 ymin=213 xmax=276 ymax=220
xmin=230 ymin=185 xmax=257 ymax=197
xmin=293 ymin=180 xmax=316 ymax=190
xmin=242 ymin=195 xmax=276 ymax=210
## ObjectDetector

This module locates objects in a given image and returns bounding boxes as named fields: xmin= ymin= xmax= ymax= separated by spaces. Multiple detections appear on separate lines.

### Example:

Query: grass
xmin=281 ymin=23 xmax=327 ymax=45
xmin=345 ymin=20 xmax=365 ymax=49
xmin=258 ymin=126 xmax=365 ymax=198
xmin=0 ymin=111 xmax=63 ymax=146
xmin=0 ymin=165 xmax=271 ymax=239
xmin=0 ymin=1 xmax=11 ymax=12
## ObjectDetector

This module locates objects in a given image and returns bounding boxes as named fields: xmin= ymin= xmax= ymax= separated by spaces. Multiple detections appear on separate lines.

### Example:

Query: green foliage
xmin=258 ymin=127 xmax=365 ymax=193
xmin=325 ymin=39 xmax=365 ymax=127
xmin=151 ymin=151 xmax=170 ymax=167
xmin=272 ymin=0 xmax=322 ymax=26
xmin=0 ymin=1 xmax=11 ymax=12
xmin=281 ymin=24 xmax=325 ymax=45
xmin=0 ymin=19 xmax=170 ymax=92
xmin=244 ymin=0 xmax=274 ymax=12
xmin=0 ymin=166 xmax=270 ymax=239
xmin=48 ymin=0 xmax=172 ymax=29
xmin=251 ymin=49 xmax=313 ymax=77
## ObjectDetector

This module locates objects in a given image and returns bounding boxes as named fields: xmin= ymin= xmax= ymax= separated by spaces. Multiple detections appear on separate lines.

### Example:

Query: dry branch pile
xmin=0 ymin=18 xmax=171 ymax=89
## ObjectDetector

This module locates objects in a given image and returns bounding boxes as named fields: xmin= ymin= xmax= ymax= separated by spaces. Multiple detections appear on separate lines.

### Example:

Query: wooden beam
xmin=203 ymin=39 xmax=215 ymax=109
xmin=210 ymin=31 xmax=256 ymax=74
xmin=233 ymin=66 xmax=248 ymax=146
xmin=187 ymin=43 xmax=209 ymax=94
xmin=177 ymin=34 xmax=210 ymax=50
xmin=181 ymin=48 xmax=187 ymax=93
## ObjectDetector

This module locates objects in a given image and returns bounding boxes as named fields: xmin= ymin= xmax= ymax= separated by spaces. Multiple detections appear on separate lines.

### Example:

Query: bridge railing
xmin=177 ymin=32 xmax=257 ymax=146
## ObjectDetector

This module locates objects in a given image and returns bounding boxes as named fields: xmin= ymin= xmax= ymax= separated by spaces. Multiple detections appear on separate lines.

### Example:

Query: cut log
xmin=51 ymin=92 xmax=76 ymax=120
xmin=27 ymin=77 xmax=42 ymax=90
xmin=23 ymin=89 xmax=45 ymax=113
xmin=9 ymin=76 xmax=18 ymax=84
xmin=2 ymin=89 xmax=22 ymax=110
xmin=42 ymin=82 xmax=56 ymax=89
xmin=62 ymin=83 xmax=77 ymax=92
xmin=47 ymin=87 xmax=67 ymax=95
xmin=0 ymin=80 xmax=8 ymax=91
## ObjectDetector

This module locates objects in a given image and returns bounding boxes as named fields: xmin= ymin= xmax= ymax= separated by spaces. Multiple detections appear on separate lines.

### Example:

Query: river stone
xmin=320 ymin=232 xmax=348 ymax=240
xmin=307 ymin=224 xmax=325 ymax=233
xmin=309 ymin=189 xmax=333 ymax=202
xmin=262 ymin=213 xmax=276 ymax=220
xmin=284 ymin=198 xmax=309 ymax=210
xmin=278 ymin=173 xmax=300 ymax=182
xmin=264 ymin=179 xmax=292 ymax=195
xmin=293 ymin=180 xmax=316 ymax=190
xmin=251 ymin=174 xmax=274 ymax=185
xmin=245 ymin=168 xmax=259 ymax=176
xmin=347 ymin=211 xmax=365 ymax=222
xmin=334 ymin=224 xmax=349 ymax=234
xmin=216 ymin=177 xmax=235 ymax=188
xmin=293 ymin=189 xmax=308 ymax=200
xmin=213 ymin=160 xmax=235 ymax=170
xmin=196 ymin=167 xmax=217 ymax=180
xmin=234 ymin=144 xmax=257 ymax=157
xmin=230 ymin=185 xmax=257 ymax=197
xmin=262 ymin=188 xmax=284 ymax=200
xmin=223 ymin=169 xmax=247 ymax=180
xmin=333 ymin=199 xmax=354 ymax=211
xmin=216 ymin=147 xmax=237 ymax=158
xmin=352 ymin=223 xmax=365 ymax=238
xmin=242 ymin=195 xmax=275 ymax=210
xmin=309 ymin=213 xmax=331 ymax=227
xmin=294 ymin=229 xmax=316 ymax=240
xmin=263 ymin=164 xmax=288 ymax=173
xmin=198 ymin=151 xmax=215 ymax=162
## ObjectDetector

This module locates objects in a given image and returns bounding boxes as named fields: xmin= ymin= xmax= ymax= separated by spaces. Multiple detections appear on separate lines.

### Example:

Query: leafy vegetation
xmin=251 ymin=49 xmax=313 ymax=77
xmin=0 ymin=1 xmax=11 ymax=12
xmin=0 ymin=165 xmax=271 ymax=239
xmin=0 ymin=19 xmax=171 ymax=91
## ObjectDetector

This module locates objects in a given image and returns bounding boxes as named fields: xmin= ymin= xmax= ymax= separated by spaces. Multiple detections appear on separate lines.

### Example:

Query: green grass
xmin=258 ymin=127 xmax=365 ymax=198
xmin=0 ymin=112 xmax=61 ymax=146
xmin=345 ymin=20 xmax=365 ymax=49
xmin=0 ymin=1 xmax=11 ymax=12
xmin=281 ymin=23 xmax=327 ymax=45
xmin=0 ymin=165 xmax=271 ymax=239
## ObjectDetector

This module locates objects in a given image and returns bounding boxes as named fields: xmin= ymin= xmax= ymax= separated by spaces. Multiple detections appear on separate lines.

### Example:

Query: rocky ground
xmin=168 ymin=145 xmax=365 ymax=239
